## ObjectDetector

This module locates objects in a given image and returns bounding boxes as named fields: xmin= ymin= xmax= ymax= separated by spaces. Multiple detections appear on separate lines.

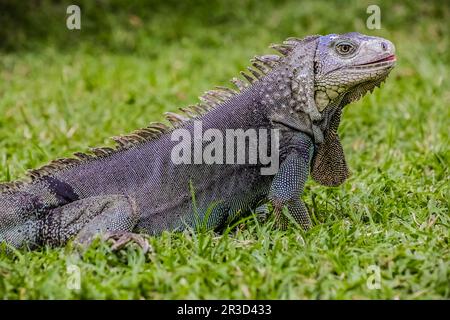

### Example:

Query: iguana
xmin=0 ymin=32 xmax=396 ymax=250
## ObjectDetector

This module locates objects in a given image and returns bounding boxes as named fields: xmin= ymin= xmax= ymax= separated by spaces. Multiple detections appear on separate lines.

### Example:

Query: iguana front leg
xmin=268 ymin=133 xmax=313 ymax=230
xmin=41 ymin=195 xmax=141 ymax=247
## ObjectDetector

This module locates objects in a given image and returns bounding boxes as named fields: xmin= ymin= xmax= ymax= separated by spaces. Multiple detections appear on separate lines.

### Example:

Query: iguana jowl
xmin=0 ymin=32 xmax=396 ymax=249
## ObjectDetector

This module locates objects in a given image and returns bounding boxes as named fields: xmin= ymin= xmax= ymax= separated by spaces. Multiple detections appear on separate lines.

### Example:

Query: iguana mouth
xmin=327 ymin=55 xmax=396 ymax=74
xmin=358 ymin=54 xmax=396 ymax=66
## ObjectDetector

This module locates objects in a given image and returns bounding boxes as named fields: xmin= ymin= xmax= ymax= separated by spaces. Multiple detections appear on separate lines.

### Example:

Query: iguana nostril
xmin=381 ymin=42 xmax=388 ymax=51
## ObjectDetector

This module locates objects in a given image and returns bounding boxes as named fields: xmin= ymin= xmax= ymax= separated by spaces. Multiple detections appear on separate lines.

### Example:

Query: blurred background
xmin=0 ymin=0 xmax=448 ymax=53
xmin=0 ymin=0 xmax=450 ymax=56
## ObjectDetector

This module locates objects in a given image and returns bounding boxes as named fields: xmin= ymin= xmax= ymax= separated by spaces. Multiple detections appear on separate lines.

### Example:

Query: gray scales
xmin=0 ymin=32 xmax=396 ymax=250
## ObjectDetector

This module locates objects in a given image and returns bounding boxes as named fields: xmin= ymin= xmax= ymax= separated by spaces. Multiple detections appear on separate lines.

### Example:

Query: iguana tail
xmin=1 ymin=189 xmax=141 ymax=249
xmin=0 ymin=190 xmax=43 ymax=249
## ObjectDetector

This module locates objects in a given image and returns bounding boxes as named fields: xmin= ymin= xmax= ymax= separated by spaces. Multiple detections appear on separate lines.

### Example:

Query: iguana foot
xmin=272 ymin=200 xmax=311 ymax=231
xmin=104 ymin=231 xmax=150 ymax=254
xmin=272 ymin=202 xmax=289 ymax=230
xmin=255 ymin=204 xmax=270 ymax=223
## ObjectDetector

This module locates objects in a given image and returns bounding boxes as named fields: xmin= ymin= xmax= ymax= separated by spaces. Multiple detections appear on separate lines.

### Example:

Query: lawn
xmin=0 ymin=0 xmax=448 ymax=299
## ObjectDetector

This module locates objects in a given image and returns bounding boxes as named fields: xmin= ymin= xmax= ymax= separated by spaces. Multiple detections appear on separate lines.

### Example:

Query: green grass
xmin=0 ymin=0 xmax=448 ymax=299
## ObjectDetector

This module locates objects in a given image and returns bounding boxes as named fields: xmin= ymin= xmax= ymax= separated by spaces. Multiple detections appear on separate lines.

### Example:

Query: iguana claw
xmin=104 ymin=232 xmax=151 ymax=254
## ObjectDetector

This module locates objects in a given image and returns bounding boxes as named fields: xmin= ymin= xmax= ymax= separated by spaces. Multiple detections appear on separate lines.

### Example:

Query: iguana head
xmin=314 ymin=32 xmax=396 ymax=112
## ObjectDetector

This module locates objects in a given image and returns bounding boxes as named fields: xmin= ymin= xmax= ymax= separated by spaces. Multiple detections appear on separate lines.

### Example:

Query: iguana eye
xmin=335 ymin=42 xmax=355 ymax=55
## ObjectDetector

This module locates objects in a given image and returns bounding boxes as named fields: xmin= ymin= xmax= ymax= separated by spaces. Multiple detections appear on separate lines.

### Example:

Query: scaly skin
xmin=0 ymin=32 xmax=395 ymax=249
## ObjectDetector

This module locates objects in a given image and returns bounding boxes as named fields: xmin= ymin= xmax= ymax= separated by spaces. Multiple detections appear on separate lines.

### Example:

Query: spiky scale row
xmin=240 ymin=71 xmax=256 ymax=84
xmin=215 ymin=86 xmax=237 ymax=95
xmin=164 ymin=112 xmax=189 ymax=126
xmin=247 ymin=67 xmax=262 ymax=80
xmin=73 ymin=152 xmax=93 ymax=161
xmin=199 ymin=95 xmax=219 ymax=107
xmin=88 ymin=147 xmax=114 ymax=158
xmin=0 ymin=181 xmax=24 ymax=193
xmin=251 ymin=61 xmax=270 ymax=74
xmin=0 ymin=36 xmax=308 ymax=193
xmin=270 ymin=43 xmax=294 ymax=56
xmin=230 ymin=77 xmax=249 ymax=91
xmin=179 ymin=106 xmax=200 ymax=118
xmin=252 ymin=55 xmax=282 ymax=68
